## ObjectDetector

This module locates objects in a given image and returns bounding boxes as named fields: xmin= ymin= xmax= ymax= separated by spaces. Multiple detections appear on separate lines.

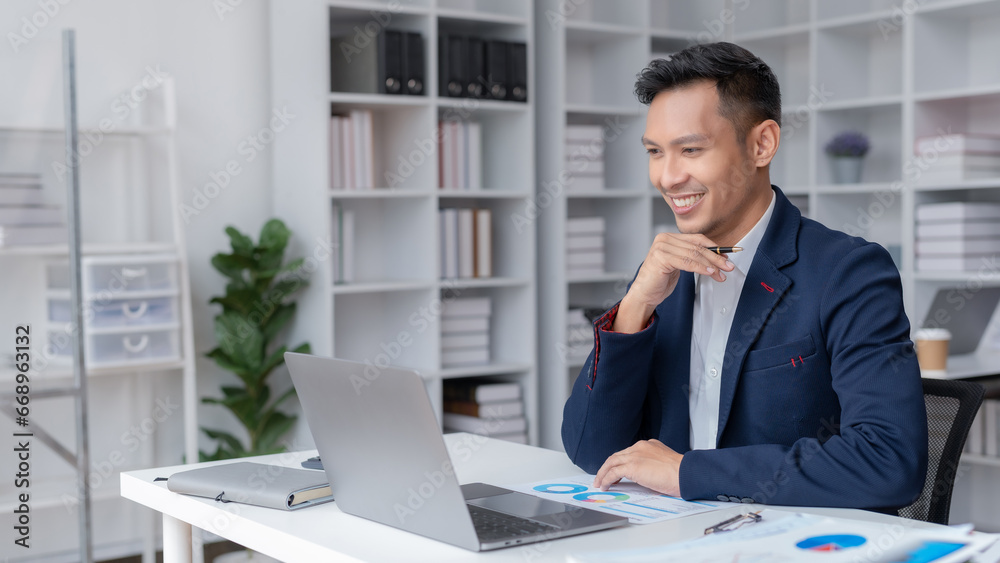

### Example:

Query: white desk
xmin=121 ymin=433 xmax=942 ymax=562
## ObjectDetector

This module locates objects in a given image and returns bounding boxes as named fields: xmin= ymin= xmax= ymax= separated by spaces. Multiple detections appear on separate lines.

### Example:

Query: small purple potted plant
xmin=825 ymin=131 xmax=870 ymax=184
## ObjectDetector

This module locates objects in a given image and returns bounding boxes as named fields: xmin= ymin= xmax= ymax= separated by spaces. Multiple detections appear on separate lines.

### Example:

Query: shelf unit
xmin=0 ymin=69 xmax=197 ymax=560
xmin=270 ymin=0 xmax=538 ymax=445
xmin=536 ymin=0 xmax=1000 ymax=529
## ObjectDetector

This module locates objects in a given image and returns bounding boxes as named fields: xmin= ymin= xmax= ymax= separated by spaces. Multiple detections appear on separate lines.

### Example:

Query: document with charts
xmin=567 ymin=510 xmax=1000 ymax=563
xmin=509 ymin=474 xmax=729 ymax=524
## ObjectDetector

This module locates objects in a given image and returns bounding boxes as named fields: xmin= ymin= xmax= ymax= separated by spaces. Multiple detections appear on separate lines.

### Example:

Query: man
xmin=561 ymin=42 xmax=927 ymax=510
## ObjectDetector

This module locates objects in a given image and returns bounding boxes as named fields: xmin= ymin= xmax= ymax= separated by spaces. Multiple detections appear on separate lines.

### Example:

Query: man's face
xmin=643 ymin=81 xmax=764 ymax=245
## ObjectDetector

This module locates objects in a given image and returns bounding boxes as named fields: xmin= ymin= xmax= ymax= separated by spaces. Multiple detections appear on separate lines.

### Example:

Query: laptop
xmin=920 ymin=286 xmax=1000 ymax=355
xmin=284 ymin=352 xmax=628 ymax=551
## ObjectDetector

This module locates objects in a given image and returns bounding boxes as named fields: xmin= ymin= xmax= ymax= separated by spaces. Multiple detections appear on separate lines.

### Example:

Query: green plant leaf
xmin=254 ymin=411 xmax=296 ymax=453
xmin=290 ymin=342 xmax=312 ymax=354
xmin=280 ymin=257 xmax=306 ymax=274
xmin=205 ymin=348 xmax=253 ymax=381
xmin=226 ymin=226 xmax=255 ymax=256
xmin=215 ymin=311 xmax=264 ymax=372
xmin=260 ymin=304 xmax=295 ymax=342
xmin=210 ymin=287 xmax=260 ymax=316
xmin=211 ymin=253 xmax=255 ymax=282
xmin=259 ymin=219 xmax=290 ymax=252
xmin=267 ymin=279 xmax=307 ymax=304
xmin=201 ymin=427 xmax=247 ymax=456
xmin=258 ymin=345 xmax=288 ymax=381
xmin=270 ymin=386 xmax=298 ymax=408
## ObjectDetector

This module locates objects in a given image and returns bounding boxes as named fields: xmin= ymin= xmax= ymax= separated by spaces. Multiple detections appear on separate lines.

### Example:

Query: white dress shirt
xmin=688 ymin=190 xmax=776 ymax=450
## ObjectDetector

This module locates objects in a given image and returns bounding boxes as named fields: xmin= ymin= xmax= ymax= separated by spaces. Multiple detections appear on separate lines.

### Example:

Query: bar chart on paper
xmin=510 ymin=474 xmax=728 ymax=524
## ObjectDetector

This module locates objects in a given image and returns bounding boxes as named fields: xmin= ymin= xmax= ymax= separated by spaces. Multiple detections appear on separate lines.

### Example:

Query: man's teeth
xmin=674 ymin=194 xmax=703 ymax=208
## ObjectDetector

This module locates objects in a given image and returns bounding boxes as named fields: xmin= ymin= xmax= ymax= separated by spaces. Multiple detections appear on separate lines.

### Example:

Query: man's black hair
xmin=635 ymin=42 xmax=781 ymax=142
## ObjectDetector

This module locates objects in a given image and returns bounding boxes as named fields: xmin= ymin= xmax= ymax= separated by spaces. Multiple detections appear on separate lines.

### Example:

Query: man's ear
xmin=750 ymin=119 xmax=781 ymax=168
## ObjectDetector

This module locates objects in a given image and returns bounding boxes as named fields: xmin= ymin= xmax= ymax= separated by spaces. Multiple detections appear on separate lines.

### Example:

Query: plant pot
xmin=830 ymin=156 xmax=865 ymax=185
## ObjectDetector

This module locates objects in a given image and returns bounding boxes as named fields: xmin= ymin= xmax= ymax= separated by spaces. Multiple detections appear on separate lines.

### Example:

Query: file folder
xmin=484 ymin=40 xmax=508 ymax=100
xmin=403 ymin=31 xmax=425 ymax=96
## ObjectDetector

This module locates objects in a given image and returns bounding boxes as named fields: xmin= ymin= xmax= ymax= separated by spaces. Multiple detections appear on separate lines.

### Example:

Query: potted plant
xmin=825 ymin=131 xmax=870 ymax=185
xmin=200 ymin=218 xmax=311 ymax=461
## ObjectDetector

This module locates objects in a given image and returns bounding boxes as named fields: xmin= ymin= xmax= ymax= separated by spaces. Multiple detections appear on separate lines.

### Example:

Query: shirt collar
xmin=728 ymin=188 xmax=776 ymax=275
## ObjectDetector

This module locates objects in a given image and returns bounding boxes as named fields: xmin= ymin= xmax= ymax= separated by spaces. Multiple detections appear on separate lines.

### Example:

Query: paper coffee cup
xmin=915 ymin=328 xmax=951 ymax=374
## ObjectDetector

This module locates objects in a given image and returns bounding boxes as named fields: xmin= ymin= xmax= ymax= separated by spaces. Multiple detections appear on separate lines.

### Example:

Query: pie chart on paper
xmin=796 ymin=534 xmax=867 ymax=551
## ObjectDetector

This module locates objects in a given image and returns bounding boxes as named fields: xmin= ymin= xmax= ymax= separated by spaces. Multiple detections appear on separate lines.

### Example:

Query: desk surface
xmin=121 ymin=433 xmax=941 ymax=562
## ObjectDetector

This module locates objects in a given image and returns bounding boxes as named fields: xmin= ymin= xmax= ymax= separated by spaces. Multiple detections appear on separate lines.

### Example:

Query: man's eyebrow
xmin=641 ymin=136 xmax=659 ymax=147
xmin=668 ymin=134 xmax=709 ymax=146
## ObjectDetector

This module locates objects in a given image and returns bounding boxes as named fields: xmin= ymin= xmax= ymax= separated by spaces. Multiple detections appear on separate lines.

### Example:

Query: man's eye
xmin=645 ymin=147 xmax=660 ymax=155
xmin=682 ymin=147 xmax=701 ymax=154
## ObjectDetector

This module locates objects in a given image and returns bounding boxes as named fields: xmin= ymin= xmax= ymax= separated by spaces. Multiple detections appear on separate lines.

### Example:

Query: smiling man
xmin=561 ymin=42 xmax=927 ymax=511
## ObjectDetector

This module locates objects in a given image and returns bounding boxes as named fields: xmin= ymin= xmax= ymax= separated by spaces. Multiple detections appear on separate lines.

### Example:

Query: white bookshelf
xmin=270 ymin=0 xmax=538 ymax=444
xmin=536 ymin=0 xmax=1000 ymax=529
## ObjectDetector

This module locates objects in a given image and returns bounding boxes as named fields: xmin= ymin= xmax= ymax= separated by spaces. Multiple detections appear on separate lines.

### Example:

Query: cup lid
xmin=916 ymin=328 xmax=951 ymax=340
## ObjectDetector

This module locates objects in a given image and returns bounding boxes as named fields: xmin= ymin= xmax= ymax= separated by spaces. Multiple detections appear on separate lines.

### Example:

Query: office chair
xmin=898 ymin=378 xmax=985 ymax=525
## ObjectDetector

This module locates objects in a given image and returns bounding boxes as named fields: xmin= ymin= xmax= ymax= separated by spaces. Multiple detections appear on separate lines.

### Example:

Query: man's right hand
xmin=612 ymin=233 xmax=736 ymax=333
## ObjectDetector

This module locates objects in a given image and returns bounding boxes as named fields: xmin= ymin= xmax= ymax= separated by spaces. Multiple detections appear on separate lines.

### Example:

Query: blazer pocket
xmin=742 ymin=335 xmax=817 ymax=373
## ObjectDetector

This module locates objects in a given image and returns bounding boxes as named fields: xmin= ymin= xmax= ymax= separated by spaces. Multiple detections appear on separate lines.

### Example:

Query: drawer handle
xmin=120 ymin=267 xmax=148 ymax=279
xmin=122 ymin=335 xmax=149 ymax=353
xmin=122 ymin=301 xmax=149 ymax=319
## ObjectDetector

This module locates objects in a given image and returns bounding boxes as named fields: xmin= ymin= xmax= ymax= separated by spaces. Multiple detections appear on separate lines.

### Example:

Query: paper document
xmin=568 ymin=509 xmax=1000 ymax=563
xmin=509 ymin=473 xmax=728 ymax=524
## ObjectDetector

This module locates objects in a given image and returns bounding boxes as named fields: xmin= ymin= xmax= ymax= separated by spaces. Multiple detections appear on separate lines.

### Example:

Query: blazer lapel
xmin=715 ymin=187 xmax=800 ymax=446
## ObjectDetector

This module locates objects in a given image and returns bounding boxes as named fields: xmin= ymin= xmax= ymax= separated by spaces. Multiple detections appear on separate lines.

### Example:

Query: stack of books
xmin=438 ymin=121 xmax=482 ymax=190
xmin=916 ymin=133 xmax=1000 ymax=185
xmin=966 ymin=399 xmax=1000 ymax=458
xmin=329 ymin=110 xmax=375 ymax=190
xmin=441 ymin=297 xmax=491 ymax=368
xmin=442 ymin=379 xmax=526 ymax=444
xmin=438 ymin=207 xmax=492 ymax=279
xmin=330 ymin=204 xmax=355 ymax=283
xmin=565 ymin=125 xmax=604 ymax=191
xmin=566 ymin=216 xmax=606 ymax=277
xmin=915 ymin=202 xmax=1000 ymax=272
xmin=565 ymin=307 xmax=595 ymax=364
xmin=0 ymin=173 xmax=67 ymax=248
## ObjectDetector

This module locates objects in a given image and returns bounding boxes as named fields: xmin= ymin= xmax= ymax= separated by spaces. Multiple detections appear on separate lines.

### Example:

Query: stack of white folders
xmin=915 ymin=202 xmax=1000 ymax=271
xmin=915 ymin=133 xmax=1000 ymax=185
xmin=440 ymin=297 xmax=491 ymax=368
xmin=0 ymin=173 xmax=67 ymax=247
xmin=566 ymin=216 xmax=605 ymax=278
xmin=565 ymin=125 xmax=605 ymax=191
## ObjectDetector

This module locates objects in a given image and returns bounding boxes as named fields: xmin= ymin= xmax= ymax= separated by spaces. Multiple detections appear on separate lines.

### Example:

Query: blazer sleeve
xmin=561 ymin=303 xmax=659 ymax=474
xmin=678 ymin=243 xmax=928 ymax=509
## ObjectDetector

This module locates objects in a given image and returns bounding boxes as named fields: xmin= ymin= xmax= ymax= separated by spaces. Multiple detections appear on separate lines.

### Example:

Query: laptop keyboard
xmin=467 ymin=504 xmax=558 ymax=543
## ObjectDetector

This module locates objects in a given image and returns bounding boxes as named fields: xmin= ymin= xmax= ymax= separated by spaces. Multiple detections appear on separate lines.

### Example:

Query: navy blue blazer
xmin=562 ymin=187 xmax=927 ymax=509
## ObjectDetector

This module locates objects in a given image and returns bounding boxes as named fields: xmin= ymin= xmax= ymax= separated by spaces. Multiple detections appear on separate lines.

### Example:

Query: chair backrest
xmin=898 ymin=378 xmax=985 ymax=525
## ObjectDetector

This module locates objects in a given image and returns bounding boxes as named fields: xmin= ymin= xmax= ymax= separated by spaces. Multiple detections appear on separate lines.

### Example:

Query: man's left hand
xmin=592 ymin=439 xmax=684 ymax=497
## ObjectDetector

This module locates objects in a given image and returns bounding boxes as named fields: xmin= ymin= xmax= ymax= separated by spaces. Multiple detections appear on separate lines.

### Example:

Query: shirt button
xmin=709 ymin=368 xmax=718 ymax=378
xmin=720 ymin=307 xmax=727 ymax=314
xmin=716 ymin=495 xmax=729 ymax=502
xmin=728 ymin=496 xmax=741 ymax=503
xmin=741 ymin=497 xmax=755 ymax=504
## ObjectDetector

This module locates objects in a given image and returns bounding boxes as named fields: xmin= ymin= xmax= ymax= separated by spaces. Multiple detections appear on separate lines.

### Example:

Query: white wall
xmin=0 ymin=0 xmax=283 ymax=559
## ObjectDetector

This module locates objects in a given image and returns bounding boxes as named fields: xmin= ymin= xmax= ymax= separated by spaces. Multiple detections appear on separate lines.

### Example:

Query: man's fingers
xmin=595 ymin=464 xmax=628 ymax=491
